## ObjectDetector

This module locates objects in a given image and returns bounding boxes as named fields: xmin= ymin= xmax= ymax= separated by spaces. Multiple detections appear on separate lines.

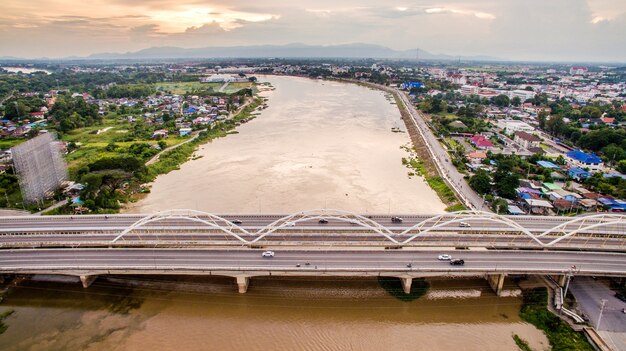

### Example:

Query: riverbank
xmin=519 ymin=287 xmax=594 ymax=351
xmin=338 ymin=78 xmax=464 ymax=212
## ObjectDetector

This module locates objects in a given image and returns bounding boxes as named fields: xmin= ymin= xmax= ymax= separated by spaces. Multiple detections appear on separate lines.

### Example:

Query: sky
xmin=0 ymin=0 xmax=625 ymax=61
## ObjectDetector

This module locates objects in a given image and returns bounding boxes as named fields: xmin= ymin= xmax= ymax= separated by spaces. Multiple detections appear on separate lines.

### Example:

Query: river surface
xmin=0 ymin=276 xmax=548 ymax=351
xmin=126 ymin=76 xmax=446 ymax=214
xmin=1 ymin=67 xmax=51 ymax=74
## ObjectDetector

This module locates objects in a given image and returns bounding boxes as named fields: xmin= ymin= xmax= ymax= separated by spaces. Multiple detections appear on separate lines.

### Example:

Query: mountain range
xmin=84 ymin=43 xmax=498 ymax=61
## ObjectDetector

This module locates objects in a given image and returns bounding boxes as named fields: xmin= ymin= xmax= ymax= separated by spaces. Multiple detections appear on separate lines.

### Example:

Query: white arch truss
xmin=399 ymin=210 xmax=543 ymax=245
xmin=111 ymin=209 xmax=626 ymax=247
xmin=111 ymin=209 xmax=250 ymax=243
xmin=251 ymin=209 xmax=399 ymax=244
xmin=536 ymin=213 xmax=626 ymax=246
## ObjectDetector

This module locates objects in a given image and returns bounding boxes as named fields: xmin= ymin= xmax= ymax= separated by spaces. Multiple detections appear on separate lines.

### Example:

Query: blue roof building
xmin=537 ymin=160 xmax=560 ymax=169
xmin=566 ymin=150 xmax=603 ymax=172
xmin=568 ymin=167 xmax=591 ymax=180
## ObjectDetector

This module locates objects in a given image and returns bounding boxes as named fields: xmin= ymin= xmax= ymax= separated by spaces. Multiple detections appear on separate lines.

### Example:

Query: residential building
xmin=496 ymin=119 xmax=535 ymax=134
xmin=513 ymin=131 xmax=541 ymax=149
xmin=565 ymin=150 xmax=603 ymax=172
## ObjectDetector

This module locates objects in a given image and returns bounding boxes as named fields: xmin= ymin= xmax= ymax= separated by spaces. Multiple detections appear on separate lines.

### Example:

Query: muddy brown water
xmin=0 ymin=276 xmax=548 ymax=351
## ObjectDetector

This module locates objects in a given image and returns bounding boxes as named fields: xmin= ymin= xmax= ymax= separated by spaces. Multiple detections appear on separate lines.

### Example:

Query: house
xmin=565 ymin=150 xmax=603 ymax=172
xmin=152 ymin=129 xmax=168 ymax=139
xmin=514 ymin=131 xmax=541 ymax=149
xmin=536 ymin=160 xmax=560 ymax=169
xmin=179 ymin=127 xmax=192 ymax=136
xmin=507 ymin=205 xmax=525 ymax=215
xmin=601 ymin=116 xmax=615 ymax=125
xmin=467 ymin=151 xmax=487 ymax=165
xmin=523 ymin=198 xmax=553 ymax=215
xmin=469 ymin=135 xmax=494 ymax=150
xmin=553 ymin=199 xmax=579 ymax=212
xmin=568 ymin=168 xmax=591 ymax=181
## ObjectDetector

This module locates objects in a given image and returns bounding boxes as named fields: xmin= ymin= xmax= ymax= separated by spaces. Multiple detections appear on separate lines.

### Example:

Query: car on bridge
xmin=459 ymin=222 xmax=471 ymax=228
xmin=450 ymin=259 xmax=465 ymax=265
xmin=262 ymin=251 xmax=275 ymax=258
xmin=232 ymin=219 xmax=243 ymax=225
xmin=318 ymin=219 xmax=329 ymax=224
xmin=438 ymin=254 xmax=452 ymax=261
xmin=391 ymin=216 xmax=403 ymax=223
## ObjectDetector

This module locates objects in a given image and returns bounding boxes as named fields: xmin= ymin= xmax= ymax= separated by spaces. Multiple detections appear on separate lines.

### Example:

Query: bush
xmin=519 ymin=288 xmax=594 ymax=351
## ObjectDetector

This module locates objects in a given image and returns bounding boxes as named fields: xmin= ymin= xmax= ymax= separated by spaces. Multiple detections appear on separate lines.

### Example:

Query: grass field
xmin=0 ymin=138 xmax=24 ymax=150
xmin=154 ymin=81 xmax=254 ymax=95
xmin=61 ymin=117 xmax=190 ymax=174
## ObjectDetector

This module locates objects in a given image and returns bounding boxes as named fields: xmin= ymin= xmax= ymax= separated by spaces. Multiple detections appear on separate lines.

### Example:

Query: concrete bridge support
xmin=236 ymin=276 xmax=250 ymax=294
xmin=556 ymin=274 xmax=567 ymax=287
xmin=79 ymin=275 xmax=96 ymax=288
xmin=400 ymin=277 xmax=412 ymax=294
xmin=486 ymin=274 xmax=505 ymax=296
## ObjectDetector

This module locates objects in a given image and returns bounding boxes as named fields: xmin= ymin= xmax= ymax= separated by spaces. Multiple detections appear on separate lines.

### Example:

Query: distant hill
xmin=86 ymin=43 xmax=499 ymax=61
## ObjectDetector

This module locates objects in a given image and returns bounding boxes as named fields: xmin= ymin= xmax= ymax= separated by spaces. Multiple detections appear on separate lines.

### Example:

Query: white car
xmin=459 ymin=222 xmax=471 ymax=228
xmin=438 ymin=254 xmax=452 ymax=261
xmin=261 ymin=251 xmax=275 ymax=258
xmin=285 ymin=221 xmax=296 ymax=227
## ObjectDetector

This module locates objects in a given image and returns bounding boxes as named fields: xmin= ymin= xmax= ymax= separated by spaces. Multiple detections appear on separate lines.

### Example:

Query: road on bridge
xmin=2 ymin=249 xmax=626 ymax=276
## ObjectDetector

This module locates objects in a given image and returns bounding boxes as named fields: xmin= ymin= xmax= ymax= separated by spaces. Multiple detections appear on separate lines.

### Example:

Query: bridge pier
xmin=486 ymin=274 xmax=505 ymax=296
xmin=556 ymin=274 xmax=567 ymax=287
xmin=400 ymin=277 xmax=412 ymax=294
xmin=236 ymin=276 xmax=250 ymax=294
xmin=79 ymin=275 xmax=97 ymax=288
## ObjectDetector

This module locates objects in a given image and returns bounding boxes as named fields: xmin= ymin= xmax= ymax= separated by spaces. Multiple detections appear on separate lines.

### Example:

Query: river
xmin=0 ymin=276 xmax=548 ymax=351
xmin=126 ymin=75 xmax=446 ymax=214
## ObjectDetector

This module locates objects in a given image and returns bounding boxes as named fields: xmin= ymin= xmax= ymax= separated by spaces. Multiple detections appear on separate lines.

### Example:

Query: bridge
xmin=1 ymin=209 xmax=626 ymax=294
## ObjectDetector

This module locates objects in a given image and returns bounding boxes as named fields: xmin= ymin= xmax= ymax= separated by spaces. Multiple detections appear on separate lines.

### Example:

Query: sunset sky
xmin=0 ymin=0 xmax=625 ymax=61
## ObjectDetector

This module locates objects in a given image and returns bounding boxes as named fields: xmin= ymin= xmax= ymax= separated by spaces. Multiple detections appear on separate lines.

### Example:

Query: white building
xmin=509 ymin=89 xmax=536 ymax=102
xmin=460 ymin=85 xmax=479 ymax=96
xmin=496 ymin=119 xmax=535 ymax=134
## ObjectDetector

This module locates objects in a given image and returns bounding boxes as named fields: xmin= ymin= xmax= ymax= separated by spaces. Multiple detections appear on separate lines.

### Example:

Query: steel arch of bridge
xmin=112 ymin=209 xmax=626 ymax=247
xmin=111 ymin=209 xmax=250 ymax=243
xmin=399 ymin=210 xmax=544 ymax=245
xmin=251 ymin=209 xmax=399 ymax=244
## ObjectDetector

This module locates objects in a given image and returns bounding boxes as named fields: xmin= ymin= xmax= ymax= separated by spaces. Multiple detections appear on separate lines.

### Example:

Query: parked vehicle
xmin=615 ymin=292 xmax=626 ymax=303
xmin=450 ymin=259 xmax=465 ymax=266
xmin=261 ymin=251 xmax=275 ymax=258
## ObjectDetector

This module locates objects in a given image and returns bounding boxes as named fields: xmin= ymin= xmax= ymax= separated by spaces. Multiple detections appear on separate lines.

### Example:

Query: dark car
xmin=391 ymin=216 xmax=403 ymax=223
xmin=232 ymin=219 xmax=243 ymax=225
xmin=318 ymin=219 xmax=329 ymax=224
xmin=615 ymin=292 xmax=626 ymax=303
xmin=450 ymin=259 xmax=465 ymax=266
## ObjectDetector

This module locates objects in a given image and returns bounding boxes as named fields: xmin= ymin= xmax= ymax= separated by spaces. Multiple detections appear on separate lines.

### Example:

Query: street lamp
xmin=563 ymin=265 xmax=579 ymax=301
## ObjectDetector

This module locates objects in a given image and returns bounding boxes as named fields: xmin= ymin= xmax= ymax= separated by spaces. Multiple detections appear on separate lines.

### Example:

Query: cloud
xmin=0 ymin=0 xmax=624 ymax=61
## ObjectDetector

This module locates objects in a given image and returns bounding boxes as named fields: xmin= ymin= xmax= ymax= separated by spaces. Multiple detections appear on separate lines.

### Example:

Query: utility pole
xmin=597 ymin=299 xmax=607 ymax=330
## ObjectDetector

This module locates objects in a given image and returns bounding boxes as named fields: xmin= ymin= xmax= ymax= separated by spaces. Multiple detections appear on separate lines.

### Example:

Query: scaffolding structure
xmin=11 ymin=133 xmax=68 ymax=204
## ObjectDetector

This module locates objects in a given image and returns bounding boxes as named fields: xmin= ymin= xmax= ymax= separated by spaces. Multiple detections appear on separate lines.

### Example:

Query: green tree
xmin=600 ymin=144 xmax=625 ymax=163
xmin=492 ymin=94 xmax=510 ymax=107
xmin=469 ymin=170 xmax=492 ymax=194
xmin=491 ymin=198 xmax=509 ymax=214
xmin=617 ymin=160 xmax=626 ymax=174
